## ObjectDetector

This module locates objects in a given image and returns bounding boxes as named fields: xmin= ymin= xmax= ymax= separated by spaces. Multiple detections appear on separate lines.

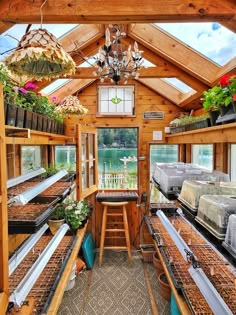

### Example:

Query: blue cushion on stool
xmin=82 ymin=233 xmax=96 ymax=269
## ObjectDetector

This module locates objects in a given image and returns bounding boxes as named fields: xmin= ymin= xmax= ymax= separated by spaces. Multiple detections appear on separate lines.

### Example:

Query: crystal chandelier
xmin=94 ymin=25 xmax=143 ymax=84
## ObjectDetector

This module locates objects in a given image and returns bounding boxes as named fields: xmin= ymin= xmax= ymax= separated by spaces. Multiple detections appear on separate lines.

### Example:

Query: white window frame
xmin=98 ymin=85 xmax=135 ymax=116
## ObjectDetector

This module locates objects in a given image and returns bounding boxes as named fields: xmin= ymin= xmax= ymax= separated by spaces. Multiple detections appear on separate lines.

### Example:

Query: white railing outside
xmin=98 ymin=172 xmax=137 ymax=189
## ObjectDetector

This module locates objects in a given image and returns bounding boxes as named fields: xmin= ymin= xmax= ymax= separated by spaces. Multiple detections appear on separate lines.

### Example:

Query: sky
xmin=0 ymin=22 xmax=235 ymax=93
xmin=157 ymin=22 xmax=236 ymax=66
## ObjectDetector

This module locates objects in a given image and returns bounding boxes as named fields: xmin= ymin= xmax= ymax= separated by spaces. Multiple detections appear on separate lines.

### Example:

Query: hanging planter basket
xmin=5 ymin=28 xmax=75 ymax=80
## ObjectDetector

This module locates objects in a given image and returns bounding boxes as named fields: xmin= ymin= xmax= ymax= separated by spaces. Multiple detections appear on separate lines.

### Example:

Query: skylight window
xmin=162 ymin=78 xmax=193 ymax=93
xmin=40 ymin=79 xmax=71 ymax=95
xmin=0 ymin=24 xmax=78 ymax=60
xmin=156 ymin=22 xmax=236 ymax=66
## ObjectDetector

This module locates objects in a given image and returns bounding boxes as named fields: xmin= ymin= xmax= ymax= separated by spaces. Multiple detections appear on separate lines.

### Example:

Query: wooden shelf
xmin=5 ymin=126 xmax=75 ymax=145
xmin=165 ymin=122 xmax=236 ymax=144
xmin=153 ymin=242 xmax=191 ymax=315
xmin=46 ymin=223 xmax=88 ymax=315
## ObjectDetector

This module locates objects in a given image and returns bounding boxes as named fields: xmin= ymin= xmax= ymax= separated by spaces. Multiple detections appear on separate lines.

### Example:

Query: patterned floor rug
xmin=57 ymin=251 xmax=170 ymax=315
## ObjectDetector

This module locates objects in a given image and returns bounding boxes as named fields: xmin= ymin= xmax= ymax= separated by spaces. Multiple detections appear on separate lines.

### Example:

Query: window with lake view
xmin=98 ymin=128 xmax=138 ymax=189
xmin=191 ymin=144 xmax=213 ymax=170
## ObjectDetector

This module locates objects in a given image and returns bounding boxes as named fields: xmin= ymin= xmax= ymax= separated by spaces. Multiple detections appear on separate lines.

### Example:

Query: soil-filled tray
xmin=8 ymin=196 xmax=60 ymax=234
xmin=39 ymin=182 xmax=71 ymax=200
xmin=182 ymin=287 xmax=214 ymax=315
xmin=150 ymin=203 xmax=178 ymax=216
xmin=7 ymin=181 xmax=39 ymax=198
xmin=9 ymin=235 xmax=76 ymax=315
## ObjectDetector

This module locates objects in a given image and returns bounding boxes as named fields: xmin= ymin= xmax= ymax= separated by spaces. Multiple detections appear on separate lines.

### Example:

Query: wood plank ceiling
xmin=0 ymin=0 xmax=236 ymax=111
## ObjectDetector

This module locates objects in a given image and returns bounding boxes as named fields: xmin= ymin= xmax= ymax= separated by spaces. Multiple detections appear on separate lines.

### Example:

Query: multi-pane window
xmin=191 ymin=144 xmax=213 ymax=170
xmin=98 ymin=86 xmax=134 ymax=115
xmin=150 ymin=144 xmax=178 ymax=179
xmin=21 ymin=146 xmax=41 ymax=174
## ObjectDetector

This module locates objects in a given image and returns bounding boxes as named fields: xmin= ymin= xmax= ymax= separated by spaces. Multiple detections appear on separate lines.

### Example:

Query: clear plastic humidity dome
xmin=195 ymin=195 xmax=236 ymax=240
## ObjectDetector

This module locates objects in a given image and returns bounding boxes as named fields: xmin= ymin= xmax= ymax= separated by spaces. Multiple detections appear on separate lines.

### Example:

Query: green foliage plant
xmin=169 ymin=113 xmax=209 ymax=127
xmin=50 ymin=203 xmax=65 ymax=220
xmin=202 ymin=74 xmax=236 ymax=112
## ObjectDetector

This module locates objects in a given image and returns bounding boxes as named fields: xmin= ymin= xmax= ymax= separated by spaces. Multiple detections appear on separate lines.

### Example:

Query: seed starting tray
xmin=7 ymin=181 xmax=39 ymax=198
xmin=150 ymin=203 xmax=178 ymax=216
xmin=145 ymin=215 xmax=236 ymax=314
xmin=9 ymin=235 xmax=76 ymax=315
xmin=8 ymin=196 xmax=60 ymax=234
xmin=39 ymin=182 xmax=71 ymax=200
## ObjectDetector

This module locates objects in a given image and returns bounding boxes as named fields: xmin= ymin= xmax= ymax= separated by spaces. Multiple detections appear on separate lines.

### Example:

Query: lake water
xmin=55 ymin=146 xmax=213 ymax=174
xmin=98 ymin=148 xmax=137 ymax=173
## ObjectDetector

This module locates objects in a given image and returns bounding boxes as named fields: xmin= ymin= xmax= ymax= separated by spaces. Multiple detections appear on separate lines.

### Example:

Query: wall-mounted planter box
xmin=42 ymin=116 xmax=48 ymax=132
xmin=24 ymin=110 xmax=33 ymax=129
xmin=31 ymin=112 xmax=38 ymax=130
xmin=37 ymin=114 xmax=43 ymax=132
xmin=16 ymin=107 xmax=25 ymax=128
xmin=6 ymin=103 xmax=17 ymax=126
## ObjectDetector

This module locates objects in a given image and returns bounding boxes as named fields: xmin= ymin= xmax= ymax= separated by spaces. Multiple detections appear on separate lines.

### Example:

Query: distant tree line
xmin=98 ymin=128 xmax=137 ymax=148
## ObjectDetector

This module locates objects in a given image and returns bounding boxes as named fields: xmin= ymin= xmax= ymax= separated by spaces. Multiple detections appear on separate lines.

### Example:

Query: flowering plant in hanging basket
xmin=55 ymin=95 xmax=89 ymax=117
xmin=4 ymin=28 xmax=75 ymax=80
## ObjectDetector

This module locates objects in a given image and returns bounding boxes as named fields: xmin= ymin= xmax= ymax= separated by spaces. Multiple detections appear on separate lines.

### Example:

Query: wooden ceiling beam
xmin=138 ymin=78 xmax=184 ymax=105
xmin=72 ymin=66 xmax=178 ymax=79
xmin=60 ymin=24 xmax=104 ymax=53
xmin=220 ymin=18 xmax=236 ymax=33
xmin=128 ymin=23 xmax=220 ymax=85
xmin=214 ymin=57 xmax=236 ymax=85
xmin=123 ymin=37 xmax=209 ymax=92
xmin=1 ymin=0 xmax=235 ymax=24
xmin=47 ymin=79 xmax=95 ymax=100
xmin=0 ymin=21 xmax=15 ymax=34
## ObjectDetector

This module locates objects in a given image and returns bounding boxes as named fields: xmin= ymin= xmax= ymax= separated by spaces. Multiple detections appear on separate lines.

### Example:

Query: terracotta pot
xmin=153 ymin=252 xmax=164 ymax=276
xmin=48 ymin=218 xmax=65 ymax=235
xmin=158 ymin=272 xmax=171 ymax=301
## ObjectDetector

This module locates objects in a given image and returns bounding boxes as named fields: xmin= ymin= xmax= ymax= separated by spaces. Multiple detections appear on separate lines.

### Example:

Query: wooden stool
xmin=99 ymin=201 xmax=132 ymax=266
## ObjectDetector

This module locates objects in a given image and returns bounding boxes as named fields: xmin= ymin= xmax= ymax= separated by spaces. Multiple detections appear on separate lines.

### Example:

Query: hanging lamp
xmin=4 ymin=0 xmax=75 ymax=80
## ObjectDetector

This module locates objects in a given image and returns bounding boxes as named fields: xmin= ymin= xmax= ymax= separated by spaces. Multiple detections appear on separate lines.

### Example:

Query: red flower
xmin=219 ymin=74 xmax=231 ymax=87
xmin=233 ymin=94 xmax=236 ymax=101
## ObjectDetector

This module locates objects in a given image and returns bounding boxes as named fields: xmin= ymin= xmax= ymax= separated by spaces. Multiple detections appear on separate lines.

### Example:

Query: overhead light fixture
xmin=4 ymin=0 xmax=75 ymax=80
xmin=94 ymin=25 xmax=143 ymax=84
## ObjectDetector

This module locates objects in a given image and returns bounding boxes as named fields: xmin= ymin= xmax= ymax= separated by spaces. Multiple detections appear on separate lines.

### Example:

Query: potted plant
xmin=63 ymin=199 xmax=91 ymax=232
xmin=201 ymin=74 xmax=236 ymax=125
xmin=48 ymin=203 xmax=66 ymax=235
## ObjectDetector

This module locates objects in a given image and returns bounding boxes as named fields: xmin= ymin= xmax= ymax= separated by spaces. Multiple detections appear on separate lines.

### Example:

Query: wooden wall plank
xmin=0 ymin=84 xmax=9 ymax=312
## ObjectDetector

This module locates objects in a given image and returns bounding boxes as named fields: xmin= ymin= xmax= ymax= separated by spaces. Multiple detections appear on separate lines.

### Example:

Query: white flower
xmin=66 ymin=205 xmax=73 ymax=211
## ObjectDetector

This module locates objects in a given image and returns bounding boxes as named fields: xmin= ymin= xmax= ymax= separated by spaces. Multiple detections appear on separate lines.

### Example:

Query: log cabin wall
xmin=76 ymin=80 xmax=182 ymax=247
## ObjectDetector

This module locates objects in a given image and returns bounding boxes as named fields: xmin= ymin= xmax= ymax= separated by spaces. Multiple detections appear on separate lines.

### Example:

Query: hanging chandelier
xmin=94 ymin=25 xmax=143 ymax=84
